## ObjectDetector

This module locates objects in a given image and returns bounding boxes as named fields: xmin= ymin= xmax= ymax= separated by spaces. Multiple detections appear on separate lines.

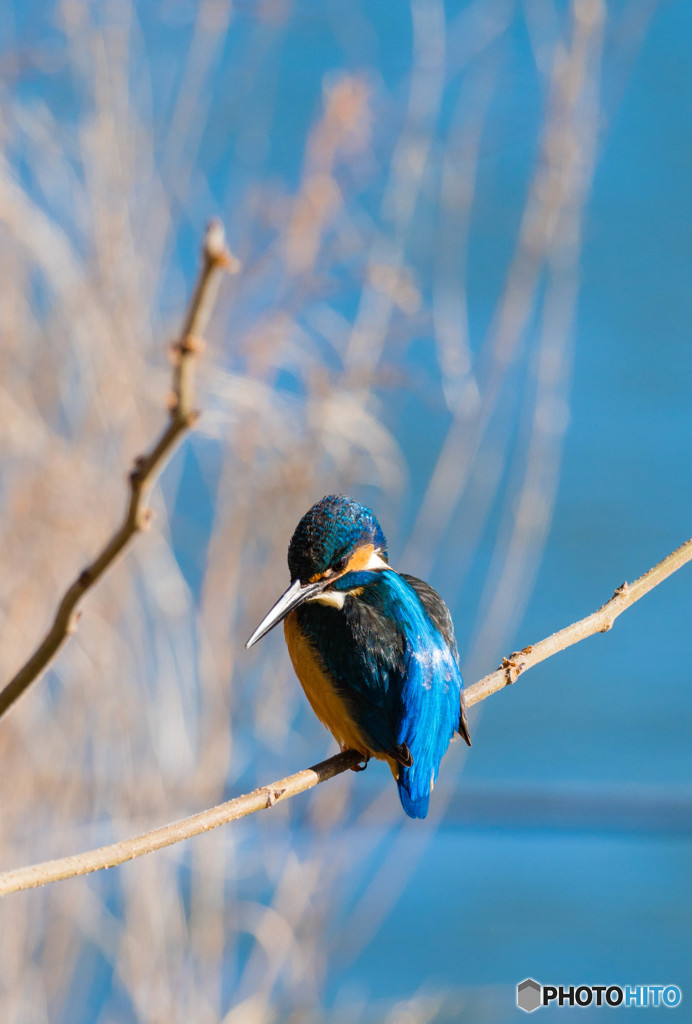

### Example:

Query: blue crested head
xmin=287 ymin=495 xmax=388 ymax=584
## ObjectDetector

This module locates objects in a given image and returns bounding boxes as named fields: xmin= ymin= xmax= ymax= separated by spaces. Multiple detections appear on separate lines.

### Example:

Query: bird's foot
xmin=348 ymin=752 xmax=370 ymax=772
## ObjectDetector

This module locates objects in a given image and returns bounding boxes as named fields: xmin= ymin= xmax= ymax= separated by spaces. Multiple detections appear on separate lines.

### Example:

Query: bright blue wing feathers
xmin=402 ymin=573 xmax=471 ymax=747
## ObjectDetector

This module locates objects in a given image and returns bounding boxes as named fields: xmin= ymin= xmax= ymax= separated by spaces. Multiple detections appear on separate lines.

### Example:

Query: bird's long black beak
xmin=245 ymin=578 xmax=323 ymax=649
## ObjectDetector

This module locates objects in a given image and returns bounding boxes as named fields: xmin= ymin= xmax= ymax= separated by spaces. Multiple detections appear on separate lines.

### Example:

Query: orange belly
xmin=284 ymin=611 xmax=398 ymax=777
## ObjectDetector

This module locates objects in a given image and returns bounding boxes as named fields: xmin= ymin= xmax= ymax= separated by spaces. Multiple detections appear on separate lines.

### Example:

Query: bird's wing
xmin=401 ymin=573 xmax=459 ymax=660
xmin=401 ymin=573 xmax=471 ymax=747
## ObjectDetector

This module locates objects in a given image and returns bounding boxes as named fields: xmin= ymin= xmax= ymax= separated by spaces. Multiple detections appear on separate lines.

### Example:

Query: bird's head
xmin=246 ymin=495 xmax=389 ymax=648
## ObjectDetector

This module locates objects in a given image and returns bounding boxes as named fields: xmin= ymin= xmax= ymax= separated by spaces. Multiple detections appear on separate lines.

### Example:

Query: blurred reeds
xmin=0 ymin=0 xmax=640 ymax=1019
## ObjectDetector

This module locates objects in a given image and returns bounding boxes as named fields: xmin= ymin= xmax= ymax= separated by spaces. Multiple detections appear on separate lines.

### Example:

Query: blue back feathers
xmin=384 ymin=572 xmax=462 ymax=818
xmin=288 ymin=495 xmax=388 ymax=583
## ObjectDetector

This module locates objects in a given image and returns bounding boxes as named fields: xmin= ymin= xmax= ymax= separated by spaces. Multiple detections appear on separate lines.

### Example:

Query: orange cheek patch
xmin=308 ymin=543 xmax=376 ymax=583
xmin=346 ymin=543 xmax=375 ymax=573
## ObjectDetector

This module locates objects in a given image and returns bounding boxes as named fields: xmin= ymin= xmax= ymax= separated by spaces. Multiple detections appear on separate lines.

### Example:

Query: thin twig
xmin=0 ymin=222 xmax=238 ymax=722
xmin=465 ymin=535 xmax=692 ymax=706
xmin=1 ymin=536 xmax=689 ymax=896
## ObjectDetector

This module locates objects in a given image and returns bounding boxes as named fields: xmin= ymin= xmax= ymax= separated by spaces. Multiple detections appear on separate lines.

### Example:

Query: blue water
xmin=329 ymin=828 xmax=692 ymax=1020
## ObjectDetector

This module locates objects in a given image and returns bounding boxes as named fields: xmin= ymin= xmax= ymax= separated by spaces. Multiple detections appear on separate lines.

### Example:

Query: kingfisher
xmin=246 ymin=495 xmax=470 ymax=818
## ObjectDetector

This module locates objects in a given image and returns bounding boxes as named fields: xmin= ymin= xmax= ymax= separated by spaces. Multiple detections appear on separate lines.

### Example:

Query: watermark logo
xmin=516 ymin=979 xmax=682 ymax=1012
xmin=517 ymin=979 xmax=542 ymax=1013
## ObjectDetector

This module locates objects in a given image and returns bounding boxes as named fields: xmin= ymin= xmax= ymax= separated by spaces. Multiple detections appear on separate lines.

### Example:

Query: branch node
xmin=203 ymin=219 xmax=227 ymax=261
xmin=499 ymin=651 xmax=528 ymax=684
xmin=129 ymin=455 xmax=148 ymax=484
xmin=169 ymin=334 xmax=205 ymax=367
xmin=599 ymin=621 xmax=613 ymax=633
xmin=265 ymin=787 xmax=285 ymax=808
xmin=77 ymin=569 xmax=92 ymax=589
xmin=614 ymin=580 xmax=629 ymax=596
xmin=203 ymin=219 xmax=241 ymax=273
xmin=139 ymin=508 xmax=155 ymax=532
xmin=501 ymin=656 xmax=524 ymax=684
xmin=219 ymin=251 xmax=242 ymax=274
xmin=179 ymin=334 xmax=206 ymax=357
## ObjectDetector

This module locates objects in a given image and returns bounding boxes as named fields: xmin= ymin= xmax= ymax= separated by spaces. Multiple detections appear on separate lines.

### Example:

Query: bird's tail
xmin=396 ymin=765 xmax=432 ymax=819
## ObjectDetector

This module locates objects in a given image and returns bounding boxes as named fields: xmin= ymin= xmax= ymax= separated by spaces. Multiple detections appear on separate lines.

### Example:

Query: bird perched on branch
xmin=246 ymin=495 xmax=470 ymax=818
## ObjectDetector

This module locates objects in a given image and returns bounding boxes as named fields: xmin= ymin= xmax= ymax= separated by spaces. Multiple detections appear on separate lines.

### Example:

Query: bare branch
xmin=1 ymin=536 xmax=689 ymax=897
xmin=0 ymin=221 xmax=239 ymax=721
xmin=466 ymin=534 xmax=692 ymax=706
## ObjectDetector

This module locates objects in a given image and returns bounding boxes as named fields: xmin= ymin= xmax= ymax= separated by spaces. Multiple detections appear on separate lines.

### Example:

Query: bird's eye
xmin=333 ymin=555 xmax=349 ymax=573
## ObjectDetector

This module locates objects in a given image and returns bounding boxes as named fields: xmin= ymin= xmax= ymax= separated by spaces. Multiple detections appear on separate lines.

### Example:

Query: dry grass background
xmin=0 ymin=1 xmax=653 ymax=1020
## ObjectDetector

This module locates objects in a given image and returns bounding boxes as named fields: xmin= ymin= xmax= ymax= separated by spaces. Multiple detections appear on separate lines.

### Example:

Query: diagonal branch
xmin=1 ymin=536 xmax=689 ymax=896
xmin=0 ymin=221 xmax=239 ymax=721
xmin=465 ymin=534 xmax=692 ymax=707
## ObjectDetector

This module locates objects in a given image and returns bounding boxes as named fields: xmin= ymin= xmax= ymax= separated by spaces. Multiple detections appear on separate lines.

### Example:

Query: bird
xmin=245 ymin=494 xmax=470 ymax=819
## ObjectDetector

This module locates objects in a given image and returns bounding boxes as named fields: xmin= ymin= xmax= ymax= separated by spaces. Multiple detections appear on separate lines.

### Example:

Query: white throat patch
xmin=310 ymin=590 xmax=347 ymax=609
xmin=364 ymin=551 xmax=389 ymax=571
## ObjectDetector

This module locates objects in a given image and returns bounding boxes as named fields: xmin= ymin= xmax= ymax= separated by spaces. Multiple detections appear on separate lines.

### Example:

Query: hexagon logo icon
xmin=517 ymin=978 xmax=542 ymax=1013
